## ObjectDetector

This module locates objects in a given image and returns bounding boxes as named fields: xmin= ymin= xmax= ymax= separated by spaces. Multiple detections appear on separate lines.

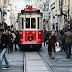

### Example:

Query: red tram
xmin=18 ymin=6 xmax=43 ymax=49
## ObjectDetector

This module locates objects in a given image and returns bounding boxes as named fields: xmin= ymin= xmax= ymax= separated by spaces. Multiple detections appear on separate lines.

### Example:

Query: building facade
xmin=48 ymin=0 xmax=70 ymax=30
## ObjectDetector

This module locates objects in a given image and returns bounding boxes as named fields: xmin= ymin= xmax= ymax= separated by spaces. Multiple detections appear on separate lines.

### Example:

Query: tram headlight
xmin=28 ymin=35 xmax=33 ymax=41
xmin=32 ymin=31 xmax=35 ymax=34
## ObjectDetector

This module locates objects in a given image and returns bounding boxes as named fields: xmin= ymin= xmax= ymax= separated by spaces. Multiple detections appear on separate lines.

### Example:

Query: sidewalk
xmin=40 ymin=43 xmax=72 ymax=72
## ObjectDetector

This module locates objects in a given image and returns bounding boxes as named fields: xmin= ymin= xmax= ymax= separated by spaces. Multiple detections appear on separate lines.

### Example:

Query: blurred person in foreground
xmin=0 ymin=29 xmax=10 ymax=69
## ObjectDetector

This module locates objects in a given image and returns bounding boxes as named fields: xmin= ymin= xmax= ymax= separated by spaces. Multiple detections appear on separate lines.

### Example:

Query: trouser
xmin=8 ymin=43 xmax=12 ymax=51
xmin=0 ymin=48 xmax=9 ymax=67
xmin=59 ymin=44 xmax=63 ymax=51
xmin=65 ymin=43 xmax=72 ymax=58
xmin=15 ymin=42 xmax=19 ymax=51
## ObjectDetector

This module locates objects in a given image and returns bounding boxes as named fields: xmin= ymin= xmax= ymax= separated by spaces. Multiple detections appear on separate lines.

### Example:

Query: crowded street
xmin=0 ymin=43 xmax=72 ymax=72
xmin=0 ymin=0 xmax=72 ymax=72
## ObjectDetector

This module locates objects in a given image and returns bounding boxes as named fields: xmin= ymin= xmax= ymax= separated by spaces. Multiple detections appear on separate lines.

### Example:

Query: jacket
xmin=1 ymin=34 xmax=9 ymax=49
xmin=63 ymin=31 xmax=72 ymax=43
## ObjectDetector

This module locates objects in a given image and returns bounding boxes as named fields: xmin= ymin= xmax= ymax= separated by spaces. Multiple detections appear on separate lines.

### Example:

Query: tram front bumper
xmin=19 ymin=44 xmax=42 ymax=49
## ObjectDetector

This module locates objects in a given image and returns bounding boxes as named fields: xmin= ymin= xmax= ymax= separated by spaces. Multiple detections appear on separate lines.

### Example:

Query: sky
xmin=14 ymin=0 xmax=33 ymax=13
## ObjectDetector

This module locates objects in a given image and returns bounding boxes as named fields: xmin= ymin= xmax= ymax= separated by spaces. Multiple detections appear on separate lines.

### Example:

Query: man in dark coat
xmin=63 ymin=29 xmax=72 ymax=59
xmin=48 ymin=30 xmax=56 ymax=59
xmin=15 ymin=31 xmax=20 ymax=51
xmin=0 ymin=29 xmax=10 ymax=69
xmin=8 ymin=31 xmax=13 ymax=53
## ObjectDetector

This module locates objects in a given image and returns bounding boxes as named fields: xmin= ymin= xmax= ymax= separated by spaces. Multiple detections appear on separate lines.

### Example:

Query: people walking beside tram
xmin=8 ymin=31 xmax=13 ymax=53
xmin=63 ymin=29 xmax=72 ymax=59
xmin=11 ymin=31 xmax=16 ymax=51
xmin=44 ymin=29 xmax=47 ymax=46
xmin=0 ymin=29 xmax=10 ymax=69
xmin=15 ymin=31 xmax=20 ymax=51
xmin=47 ymin=30 xmax=56 ymax=59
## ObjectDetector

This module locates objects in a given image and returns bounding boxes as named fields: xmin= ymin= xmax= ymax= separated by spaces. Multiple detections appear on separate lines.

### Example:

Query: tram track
xmin=23 ymin=52 xmax=24 ymax=72
xmin=23 ymin=51 xmax=54 ymax=72
xmin=23 ymin=52 xmax=26 ymax=72
xmin=37 ymin=51 xmax=54 ymax=72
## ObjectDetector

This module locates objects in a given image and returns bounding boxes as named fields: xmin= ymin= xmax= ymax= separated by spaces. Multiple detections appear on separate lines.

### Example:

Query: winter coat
xmin=48 ymin=35 xmax=56 ymax=52
xmin=15 ymin=33 xmax=20 ymax=44
xmin=8 ymin=34 xmax=13 ymax=44
xmin=63 ymin=31 xmax=72 ymax=44
xmin=1 ymin=34 xmax=9 ymax=49
xmin=55 ymin=33 xmax=62 ymax=44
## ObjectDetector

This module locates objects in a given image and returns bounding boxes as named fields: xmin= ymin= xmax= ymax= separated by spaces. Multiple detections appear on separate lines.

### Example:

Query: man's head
xmin=2 ymin=29 xmax=6 ymax=34
xmin=8 ymin=31 xmax=11 ymax=35
xmin=16 ymin=31 xmax=19 ymax=34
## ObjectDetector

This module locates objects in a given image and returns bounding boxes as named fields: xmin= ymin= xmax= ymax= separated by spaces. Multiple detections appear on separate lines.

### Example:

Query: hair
xmin=1 ymin=29 xmax=6 ymax=34
xmin=2 ymin=29 xmax=6 ymax=32
xmin=68 ymin=29 xmax=70 ymax=31
xmin=11 ymin=31 xmax=14 ymax=33
xmin=16 ymin=30 xmax=19 ymax=33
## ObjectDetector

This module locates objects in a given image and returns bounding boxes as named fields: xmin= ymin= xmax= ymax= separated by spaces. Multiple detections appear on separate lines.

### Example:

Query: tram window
xmin=31 ymin=18 xmax=36 ymax=28
xmin=38 ymin=17 xmax=39 ymax=29
xmin=22 ymin=18 xmax=24 ymax=29
xmin=26 ymin=18 xmax=30 ymax=28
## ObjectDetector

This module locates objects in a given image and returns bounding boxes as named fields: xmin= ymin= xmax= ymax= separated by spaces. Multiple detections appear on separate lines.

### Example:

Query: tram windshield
xmin=26 ymin=18 xmax=30 ymax=28
xmin=31 ymin=18 xmax=36 ymax=28
xmin=25 ymin=18 xmax=36 ymax=29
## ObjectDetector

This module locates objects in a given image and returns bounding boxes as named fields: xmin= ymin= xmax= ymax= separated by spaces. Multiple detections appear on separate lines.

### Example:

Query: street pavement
xmin=40 ymin=43 xmax=72 ymax=72
xmin=0 ymin=43 xmax=72 ymax=72
xmin=0 ymin=47 xmax=23 ymax=72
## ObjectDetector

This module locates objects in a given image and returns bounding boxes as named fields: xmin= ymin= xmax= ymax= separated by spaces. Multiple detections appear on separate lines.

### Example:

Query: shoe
xmin=2 ymin=66 xmax=10 ymax=69
xmin=52 ymin=57 xmax=54 ymax=59
xmin=67 ymin=56 xmax=71 ymax=59
xmin=8 ymin=50 xmax=9 ymax=53
xmin=15 ymin=49 xmax=17 ymax=51
xmin=10 ymin=50 xmax=12 ymax=53
xmin=0 ymin=67 xmax=1 ymax=70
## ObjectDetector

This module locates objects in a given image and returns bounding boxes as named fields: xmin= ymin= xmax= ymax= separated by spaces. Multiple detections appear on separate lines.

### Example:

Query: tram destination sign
xmin=24 ymin=6 xmax=37 ymax=12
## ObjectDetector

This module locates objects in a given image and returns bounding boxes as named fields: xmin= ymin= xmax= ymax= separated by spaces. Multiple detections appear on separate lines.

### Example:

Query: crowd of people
xmin=0 ymin=28 xmax=72 ymax=69
xmin=44 ymin=28 xmax=72 ymax=59
xmin=0 ymin=29 xmax=20 ymax=69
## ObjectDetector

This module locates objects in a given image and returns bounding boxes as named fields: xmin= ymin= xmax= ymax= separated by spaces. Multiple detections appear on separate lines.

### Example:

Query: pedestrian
xmin=0 ymin=29 xmax=10 ymax=69
xmin=55 ymin=30 xmax=63 ymax=52
xmin=44 ymin=29 xmax=47 ymax=46
xmin=15 ymin=31 xmax=20 ymax=51
xmin=62 ymin=29 xmax=67 ymax=52
xmin=45 ymin=30 xmax=51 ymax=45
xmin=11 ymin=31 xmax=16 ymax=51
xmin=8 ymin=31 xmax=13 ymax=53
xmin=48 ymin=30 xmax=56 ymax=59
xmin=63 ymin=29 xmax=72 ymax=59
